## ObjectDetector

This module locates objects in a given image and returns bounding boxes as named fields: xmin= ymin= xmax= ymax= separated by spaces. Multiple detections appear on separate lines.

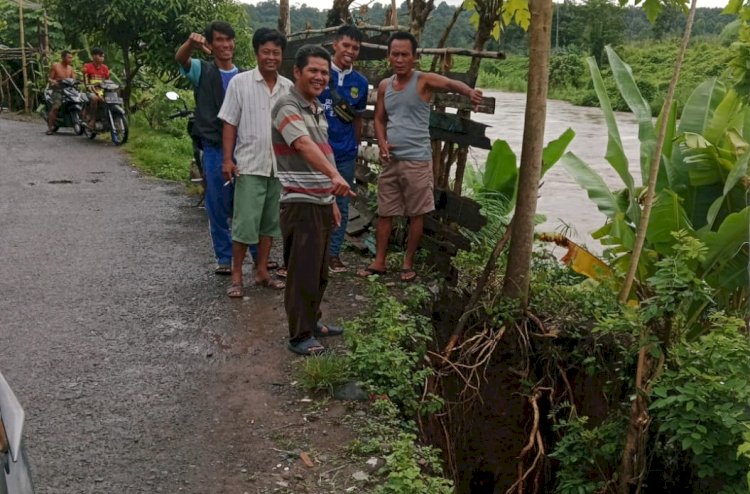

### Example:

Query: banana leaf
xmin=678 ymin=78 xmax=724 ymax=135
xmin=658 ymin=101 xmax=679 ymax=189
xmin=482 ymin=139 xmax=518 ymax=202
xmin=585 ymin=56 xmax=635 ymax=194
xmin=542 ymin=128 xmax=575 ymax=177
xmin=698 ymin=206 xmax=750 ymax=289
xmin=560 ymin=151 xmax=623 ymax=218
xmin=646 ymin=189 xmax=693 ymax=253
xmin=605 ymin=45 xmax=661 ymax=190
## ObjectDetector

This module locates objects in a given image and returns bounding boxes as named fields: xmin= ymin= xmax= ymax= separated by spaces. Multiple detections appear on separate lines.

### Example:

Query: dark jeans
xmin=281 ymin=202 xmax=333 ymax=343
xmin=329 ymin=159 xmax=355 ymax=258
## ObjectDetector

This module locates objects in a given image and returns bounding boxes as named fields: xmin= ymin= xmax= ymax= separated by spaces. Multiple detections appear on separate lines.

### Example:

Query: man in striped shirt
xmin=219 ymin=28 xmax=293 ymax=297
xmin=272 ymin=45 xmax=354 ymax=356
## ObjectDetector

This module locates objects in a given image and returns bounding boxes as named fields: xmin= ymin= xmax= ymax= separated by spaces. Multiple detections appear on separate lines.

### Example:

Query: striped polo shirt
xmin=272 ymin=87 xmax=335 ymax=205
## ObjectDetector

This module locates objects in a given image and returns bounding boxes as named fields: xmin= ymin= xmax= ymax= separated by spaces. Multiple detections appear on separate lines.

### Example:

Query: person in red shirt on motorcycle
xmin=82 ymin=48 xmax=110 ymax=129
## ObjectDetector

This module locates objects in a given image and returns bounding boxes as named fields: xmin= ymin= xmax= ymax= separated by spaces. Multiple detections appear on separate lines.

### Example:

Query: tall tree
xmin=501 ymin=0 xmax=552 ymax=304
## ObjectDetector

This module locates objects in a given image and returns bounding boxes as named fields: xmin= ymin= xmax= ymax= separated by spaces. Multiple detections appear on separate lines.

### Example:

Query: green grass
xmin=123 ymin=114 xmax=194 ymax=181
xmin=295 ymin=352 xmax=351 ymax=395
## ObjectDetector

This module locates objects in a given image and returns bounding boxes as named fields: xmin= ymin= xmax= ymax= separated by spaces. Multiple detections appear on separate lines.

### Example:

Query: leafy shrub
xmin=550 ymin=411 xmax=626 ymax=494
xmin=374 ymin=431 xmax=454 ymax=494
xmin=650 ymin=312 xmax=750 ymax=493
xmin=549 ymin=53 xmax=585 ymax=88
xmin=345 ymin=282 xmax=442 ymax=416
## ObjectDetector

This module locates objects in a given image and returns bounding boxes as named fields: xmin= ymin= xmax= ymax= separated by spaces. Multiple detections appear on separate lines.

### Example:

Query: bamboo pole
xmin=287 ymin=23 xmax=411 ymax=39
xmin=18 ymin=0 xmax=29 ymax=113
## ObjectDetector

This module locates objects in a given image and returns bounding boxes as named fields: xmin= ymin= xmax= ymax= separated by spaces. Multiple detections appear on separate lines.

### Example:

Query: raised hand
xmin=188 ymin=32 xmax=212 ymax=55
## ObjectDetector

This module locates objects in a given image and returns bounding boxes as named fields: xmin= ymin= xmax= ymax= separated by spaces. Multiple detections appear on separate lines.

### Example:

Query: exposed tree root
xmin=506 ymin=387 xmax=552 ymax=494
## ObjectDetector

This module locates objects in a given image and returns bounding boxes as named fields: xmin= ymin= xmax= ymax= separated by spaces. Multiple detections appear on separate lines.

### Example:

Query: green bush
xmin=123 ymin=114 xmax=193 ymax=181
xmin=550 ymin=412 xmax=626 ymax=494
xmin=344 ymin=282 xmax=441 ymax=416
xmin=650 ymin=312 xmax=750 ymax=493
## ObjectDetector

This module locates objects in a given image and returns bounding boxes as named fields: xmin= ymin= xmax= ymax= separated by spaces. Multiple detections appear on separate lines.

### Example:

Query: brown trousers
xmin=280 ymin=202 xmax=333 ymax=343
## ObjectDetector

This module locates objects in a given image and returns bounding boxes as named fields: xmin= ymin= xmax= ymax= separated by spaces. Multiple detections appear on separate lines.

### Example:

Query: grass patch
xmin=123 ymin=114 xmax=193 ymax=181
xmin=295 ymin=352 xmax=351 ymax=394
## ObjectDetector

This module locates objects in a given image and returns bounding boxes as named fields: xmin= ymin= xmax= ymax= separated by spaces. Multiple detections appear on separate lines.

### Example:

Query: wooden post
xmin=391 ymin=0 xmax=398 ymax=27
xmin=43 ymin=8 xmax=50 ymax=56
xmin=278 ymin=0 xmax=291 ymax=35
xmin=502 ymin=0 xmax=553 ymax=304
xmin=18 ymin=0 xmax=30 ymax=113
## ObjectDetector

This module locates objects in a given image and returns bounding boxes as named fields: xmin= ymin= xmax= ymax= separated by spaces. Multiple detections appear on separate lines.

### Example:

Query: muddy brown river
xmin=469 ymin=90 xmax=642 ymax=250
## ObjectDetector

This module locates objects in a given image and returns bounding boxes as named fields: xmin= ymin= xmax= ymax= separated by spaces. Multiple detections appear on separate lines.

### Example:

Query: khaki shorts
xmin=232 ymin=175 xmax=282 ymax=244
xmin=377 ymin=159 xmax=435 ymax=217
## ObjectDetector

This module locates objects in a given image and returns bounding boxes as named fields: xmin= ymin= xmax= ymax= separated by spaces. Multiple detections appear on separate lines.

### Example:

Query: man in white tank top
xmin=357 ymin=31 xmax=483 ymax=282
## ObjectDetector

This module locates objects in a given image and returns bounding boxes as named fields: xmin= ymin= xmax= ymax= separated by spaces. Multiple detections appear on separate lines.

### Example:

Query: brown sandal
xmin=226 ymin=283 xmax=243 ymax=298
xmin=256 ymin=277 xmax=285 ymax=290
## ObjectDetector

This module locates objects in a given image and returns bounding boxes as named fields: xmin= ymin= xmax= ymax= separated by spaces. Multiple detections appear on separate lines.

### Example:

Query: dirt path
xmin=0 ymin=115 xmax=369 ymax=493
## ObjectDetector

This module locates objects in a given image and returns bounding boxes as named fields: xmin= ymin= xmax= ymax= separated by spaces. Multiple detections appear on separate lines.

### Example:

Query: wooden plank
xmin=346 ymin=216 xmax=370 ymax=236
xmin=433 ymin=188 xmax=487 ymax=231
xmin=421 ymin=234 xmax=458 ymax=257
xmin=430 ymin=128 xmax=492 ymax=149
xmin=359 ymin=110 xmax=492 ymax=150
xmin=423 ymin=215 xmax=472 ymax=251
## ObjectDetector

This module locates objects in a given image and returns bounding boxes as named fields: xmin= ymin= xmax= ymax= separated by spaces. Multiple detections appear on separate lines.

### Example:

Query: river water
xmin=467 ymin=90 xmax=643 ymax=250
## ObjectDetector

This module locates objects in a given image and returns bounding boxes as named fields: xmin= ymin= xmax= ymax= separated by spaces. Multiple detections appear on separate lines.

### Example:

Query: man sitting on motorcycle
xmin=82 ymin=48 xmax=110 ymax=129
xmin=47 ymin=50 xmax=76 ymax=135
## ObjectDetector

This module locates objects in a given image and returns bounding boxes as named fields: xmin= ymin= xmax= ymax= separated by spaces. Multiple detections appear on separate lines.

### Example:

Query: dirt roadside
xmin=0 ymin=112 xmax=388 ymax=494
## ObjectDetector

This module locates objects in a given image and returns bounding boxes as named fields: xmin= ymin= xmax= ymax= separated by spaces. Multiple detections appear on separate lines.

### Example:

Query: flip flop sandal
xmin=266 ymin=260 xmax=280 ymax=270
xmin=288 ymin=337 xmax=325 ymax=356
xmin=329 ymin=257 xmax=347 ymax=273
xmin=315 ymin=321 xmax=344 ymax=338
xmin=276 ymin=267 xmax=288 ymax=278
xmin=356 ymin=266 xmax=387 ymax=278
xmin=257 ymin=277 xmax=285 ymax=290
xmin=400 ymin=268 xmax=417 ymax=283
xmin=226 ymin=283 xmax=243 ymax=298
xmin=214 ymin=265 xmax=231 ymax=275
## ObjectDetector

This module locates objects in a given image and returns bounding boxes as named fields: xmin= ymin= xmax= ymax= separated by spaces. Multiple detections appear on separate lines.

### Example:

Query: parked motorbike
xmin=43 ymin=78 xmax=85 ymax=135
xmin=0 ymin=371 xmax=35 ymax=494
xmin=165 ymin=91 xmax=204 ymax=205
xmin=83 ymin=80 xmax=128 ymax=146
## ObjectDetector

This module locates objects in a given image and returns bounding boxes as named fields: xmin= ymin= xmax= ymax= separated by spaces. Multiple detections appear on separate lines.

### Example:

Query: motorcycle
xmin=42 ymin=78 xmax=85 ymax=135
xmin=165 ymin=91 xmax=204 ymax=206
xmin=83 ymin=80 xmax=128 ymax=146
xmin=0 ymin=371 xmax=35 ymax=494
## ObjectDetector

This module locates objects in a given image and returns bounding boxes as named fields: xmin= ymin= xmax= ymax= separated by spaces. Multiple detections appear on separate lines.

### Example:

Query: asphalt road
xmin=0 ymin=118 xmax=255 ymax=493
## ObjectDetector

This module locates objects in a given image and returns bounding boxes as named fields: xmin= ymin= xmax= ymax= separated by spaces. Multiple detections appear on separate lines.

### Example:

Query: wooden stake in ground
xmin=502 ymin=0 xmax=552 ymax=305
xmin=18 ymin=0 xmax=29 ymax=114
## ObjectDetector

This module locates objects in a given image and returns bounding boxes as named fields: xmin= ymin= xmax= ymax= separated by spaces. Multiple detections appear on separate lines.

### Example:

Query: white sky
xmin=240 ymin=0 xmax=730 ymax=12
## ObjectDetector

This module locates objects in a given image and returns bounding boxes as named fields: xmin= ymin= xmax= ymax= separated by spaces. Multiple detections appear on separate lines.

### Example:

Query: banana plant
xmin=560 ymin=46 xmax=749 ymax=320
xmin=478 ymin=127 xmax=576 ymax=207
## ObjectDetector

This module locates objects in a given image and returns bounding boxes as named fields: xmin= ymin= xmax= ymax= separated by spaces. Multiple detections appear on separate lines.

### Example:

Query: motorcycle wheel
xmin=110 ymin=114 xmax=128 ymax=146
xmin=71 ymin=110 xmax=84 ymax=136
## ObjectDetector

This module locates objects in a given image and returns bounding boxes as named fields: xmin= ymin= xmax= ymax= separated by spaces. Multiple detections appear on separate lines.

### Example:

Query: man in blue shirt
xmin=175 ymin=21 xmax=261 ymax=275
xmin=318 ymin=25 xmax=369 ymax=273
